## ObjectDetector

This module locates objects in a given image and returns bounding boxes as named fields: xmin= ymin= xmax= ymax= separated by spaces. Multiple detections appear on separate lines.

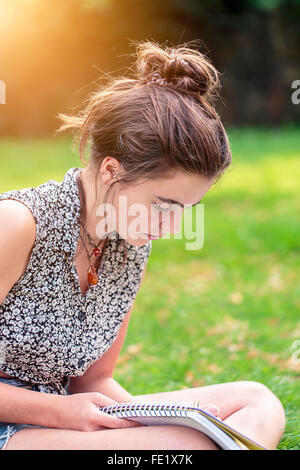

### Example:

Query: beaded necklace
xmin=79 ymin=221 xmax=107 ymax=285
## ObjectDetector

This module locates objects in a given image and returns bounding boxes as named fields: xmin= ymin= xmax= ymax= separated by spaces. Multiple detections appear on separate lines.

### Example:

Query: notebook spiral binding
xmin=100 ymin=401 xmax=197 ymax=418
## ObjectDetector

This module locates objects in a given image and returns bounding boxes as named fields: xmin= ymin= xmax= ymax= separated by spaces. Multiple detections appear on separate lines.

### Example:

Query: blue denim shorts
xmin=0 ymin=377 xmax=51 ymax=450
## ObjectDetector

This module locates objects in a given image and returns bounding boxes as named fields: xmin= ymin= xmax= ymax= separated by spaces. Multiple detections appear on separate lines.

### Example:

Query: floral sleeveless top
xmin=0 ymin=167 xmax=152 ymax=395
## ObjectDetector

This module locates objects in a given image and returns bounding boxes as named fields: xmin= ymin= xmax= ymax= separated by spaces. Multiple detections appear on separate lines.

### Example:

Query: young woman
xmin=0 ymin=40 xmax=285 ymax=450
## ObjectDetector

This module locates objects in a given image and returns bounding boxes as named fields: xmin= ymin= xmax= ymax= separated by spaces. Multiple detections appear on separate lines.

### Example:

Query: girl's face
xmin=101 ymin=162 xmax=214 ymax=247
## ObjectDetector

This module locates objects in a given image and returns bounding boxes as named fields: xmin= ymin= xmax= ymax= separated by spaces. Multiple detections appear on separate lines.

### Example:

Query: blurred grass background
xmin=0 ymin=125 xmax=299 ymax=449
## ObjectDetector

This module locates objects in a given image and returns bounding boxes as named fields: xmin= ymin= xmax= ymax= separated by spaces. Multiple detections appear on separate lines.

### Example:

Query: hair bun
xmin=135 ymin=40 xmax=220 ymax=100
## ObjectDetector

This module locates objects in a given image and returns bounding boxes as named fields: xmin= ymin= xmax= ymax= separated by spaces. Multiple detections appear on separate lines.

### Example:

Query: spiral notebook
xmin=99 ymin=400 xmax=266 ymax=450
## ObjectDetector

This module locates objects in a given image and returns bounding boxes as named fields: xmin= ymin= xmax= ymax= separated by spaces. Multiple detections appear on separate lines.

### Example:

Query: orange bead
xmin=87 ymin=266 xmax=98 ymax=285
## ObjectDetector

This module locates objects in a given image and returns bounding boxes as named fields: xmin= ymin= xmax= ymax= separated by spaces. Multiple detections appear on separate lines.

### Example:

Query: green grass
xmin=0 ymin=125 xmax=299 ymax=449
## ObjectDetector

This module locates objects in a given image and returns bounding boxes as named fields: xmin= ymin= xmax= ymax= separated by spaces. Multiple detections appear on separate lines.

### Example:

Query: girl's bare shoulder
xmin=0 ymin=199 xmax=37 ymax=305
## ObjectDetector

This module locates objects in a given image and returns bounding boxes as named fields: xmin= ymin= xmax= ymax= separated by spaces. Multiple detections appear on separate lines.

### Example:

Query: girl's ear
xmin=100 ymin=157 xmax=121 ymax=185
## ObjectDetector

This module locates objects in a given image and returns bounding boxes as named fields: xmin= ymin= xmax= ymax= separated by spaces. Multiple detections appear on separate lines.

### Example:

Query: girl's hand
xmin=57 ymin=392 xmax=144 ymax=432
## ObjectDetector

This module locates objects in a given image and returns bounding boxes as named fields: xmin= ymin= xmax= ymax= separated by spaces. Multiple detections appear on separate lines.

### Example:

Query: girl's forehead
xmin=143 ymin=172 xmax=213 ymax=196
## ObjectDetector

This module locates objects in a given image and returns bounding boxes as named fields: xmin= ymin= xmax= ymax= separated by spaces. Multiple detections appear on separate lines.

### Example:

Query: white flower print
xmin=0 ymin=167 xmax=152 ymax=394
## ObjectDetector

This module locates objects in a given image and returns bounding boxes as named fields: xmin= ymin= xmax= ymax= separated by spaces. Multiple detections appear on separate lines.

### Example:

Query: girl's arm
xmin=71 ymin=376 xmax=145 ymax=403
xmin=0 ymin=381 xmax=64 ymax=427
xmin=0 ymin=383 xmax=143 ymax=431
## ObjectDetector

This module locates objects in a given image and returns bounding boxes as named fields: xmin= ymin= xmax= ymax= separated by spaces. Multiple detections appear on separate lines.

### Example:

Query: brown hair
xmin=55 ymin=39 xmax=232 ymax=269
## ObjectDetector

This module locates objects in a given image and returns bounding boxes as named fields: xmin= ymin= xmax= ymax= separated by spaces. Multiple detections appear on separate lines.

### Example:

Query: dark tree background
xmin=0 ymin=0 xmax=299 ymax=136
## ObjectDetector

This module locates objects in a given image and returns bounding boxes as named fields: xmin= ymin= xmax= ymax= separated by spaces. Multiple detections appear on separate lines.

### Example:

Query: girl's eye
xmin=153 ymin=203 xmax=171 ymax=212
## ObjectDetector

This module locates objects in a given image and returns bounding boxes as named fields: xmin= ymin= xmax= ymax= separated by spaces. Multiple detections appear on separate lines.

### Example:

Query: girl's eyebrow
xmin=154 ymin=195 xmax=202 ymax=208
